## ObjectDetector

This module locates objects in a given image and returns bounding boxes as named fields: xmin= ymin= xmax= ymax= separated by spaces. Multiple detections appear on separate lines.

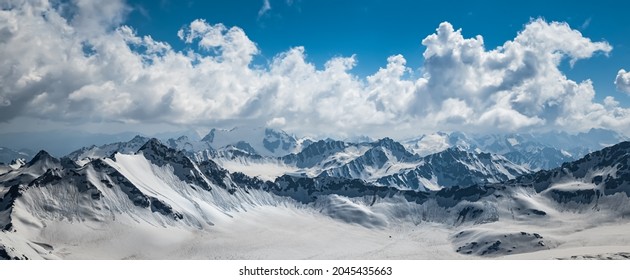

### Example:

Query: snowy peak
xmin=283 ymin=139 xmax=354 ymax=169
xmin=138 ymin=138 xmax=165 ymax=152
xmin=402 ymin=130 xmax=629 ymax=171
xmin=426 ymin=147 xmax=529 ymax=183
xmin=137 ymin=138 xmax=189 ymax=166
xmin=200 ymin=126 xmax=300 ymax=157
xmin=9 ymin=158 xmax=26 ymax=169
xmin=319 ymin=138 xmax=420 ymax=181
xmin=263 ymin=128 xmax=297 ymax=154
xmin=0 ymin=147 xmax=33 ymax=165
xmin=200 ymin=129 xmax=216 ymax=142
xmin=432 ymin=147 xmax=528 ymax=177
xmin=66 ymin=135 xmax=150 ymax=165
xmin=136 ymin=138 xmax=215 ymax=191
xmin=28 ymin=150 xmax=54 ymax=163
xmin=27 ymin=150 xmax=59 ymax=168
xmin=372 ymin=137 xmax=415 ymax=158
xmin=376 ymin=147 xmax=529 ymax=191
xmin=403 ymin=132 xmax=474 ymax=157
xmin=127 ymin=135 xmax=150 ymax=147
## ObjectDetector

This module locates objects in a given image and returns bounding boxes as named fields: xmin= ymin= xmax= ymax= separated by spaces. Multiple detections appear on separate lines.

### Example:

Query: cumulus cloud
xmin=414 ymin=20 xmax=620 ymax=134
xmin=616 ymin=69 xmax=630 ymax=94
xmin=1 ymin=0 xmax=629 ymax=139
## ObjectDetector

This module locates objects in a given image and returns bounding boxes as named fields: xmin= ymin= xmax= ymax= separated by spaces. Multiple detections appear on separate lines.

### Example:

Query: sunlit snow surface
xmin=3 ymin=143 xmax=630 ymax=260
xmin=4 ymin=187 xmax=630 ymax=259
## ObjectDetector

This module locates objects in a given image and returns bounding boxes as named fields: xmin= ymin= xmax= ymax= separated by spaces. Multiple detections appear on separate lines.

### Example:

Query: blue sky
xmin=1 ymin=0 xmax=630 ymax=140
xmin=124 ymin=0 xmax=630 ymax=103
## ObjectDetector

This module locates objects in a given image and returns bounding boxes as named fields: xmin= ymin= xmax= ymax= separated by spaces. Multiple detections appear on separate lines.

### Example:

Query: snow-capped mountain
xmin=403 ymin=132 xmax=473 ymax=156
xmin=376 ymin=147 xmax=530 ymax=191
xmin=200 ymin=126 xmax=302 ymax=157
xmin=182 ymin=136 xmax=530 ymax=190
xmin=2 ymin=138 xmax=630 ymax=259
xmin=472 ymin=133 xmax=574 ymax=171
xmin=0 ymin=138 xmax=276 ymax=258
xmin=67 ymin=135 xmax=150 ymax=166
xmin=0 ymin=147 xmax=34 ymax=165
xmin=282 ymin=139 xmax=370 ymax=170
xmin=510 ymin=140 xmax=630 ymax=195
xmin=402 ymin=129 xmax=628 ymax=171
xmin=320 ymin=138 xmax=420 ymax=181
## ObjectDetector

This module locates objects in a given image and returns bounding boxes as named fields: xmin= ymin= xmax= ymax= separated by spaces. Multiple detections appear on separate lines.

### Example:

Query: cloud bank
xmin=1 ymin=0 xmax=629 ymax=138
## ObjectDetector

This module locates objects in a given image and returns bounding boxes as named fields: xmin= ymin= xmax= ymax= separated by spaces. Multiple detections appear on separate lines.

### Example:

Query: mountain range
xmin=1 ymin=127 xmax=630 ymax=259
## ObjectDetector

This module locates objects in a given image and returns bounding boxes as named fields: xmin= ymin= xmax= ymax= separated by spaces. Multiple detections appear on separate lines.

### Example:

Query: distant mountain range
xmin=43 ymin=126 xmax=623 ymax=191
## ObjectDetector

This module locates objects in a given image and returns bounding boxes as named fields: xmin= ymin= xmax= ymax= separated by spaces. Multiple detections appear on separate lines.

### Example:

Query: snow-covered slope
xmin=0 ymin=139 xmax=290 ymax=259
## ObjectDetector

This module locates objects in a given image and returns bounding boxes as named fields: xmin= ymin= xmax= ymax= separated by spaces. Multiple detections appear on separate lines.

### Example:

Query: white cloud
xmin=179 ymin=19 xmax=259 ymax=65
xmin=258 ymin=0 xmax=271 ymax=18
xmin=0 ymin=1 xmax=629 ymax=139
xmin=616 ymin=69 xmax=630 ymax=94
xmin=414 ymin=20 xmax=621 ymax=134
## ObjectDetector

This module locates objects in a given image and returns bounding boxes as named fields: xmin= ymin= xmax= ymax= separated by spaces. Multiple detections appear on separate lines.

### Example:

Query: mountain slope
xmin=0 ymin=139 xmax=282 ymax=259
xmin=376 ymin=147 xmax=530 ymax=191
xmin=510 ymin=141 xmax=630 ymax=196
xmin=320 ymin=138 xmax=420 ymax=181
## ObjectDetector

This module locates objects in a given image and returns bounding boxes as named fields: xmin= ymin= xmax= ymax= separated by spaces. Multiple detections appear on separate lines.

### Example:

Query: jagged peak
xmin=27 ymin=150 xmax=59 ymax=166
xmin=138 ymin=138 xmax=168 ymax=153
xmin=373 ymin=137 xmax=407 ymax=150
xmin=375 ymin=137 xmax=395 ymax=145
xmin=201 ymin=128 xmax=216 ymax=142
xmin=136 ymin=138 xmax=196 ymax=169
xmin=124 ymin=135 xmax=150 ymax=147
xmin=300 ymin=139 xmax=347 ymax=153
